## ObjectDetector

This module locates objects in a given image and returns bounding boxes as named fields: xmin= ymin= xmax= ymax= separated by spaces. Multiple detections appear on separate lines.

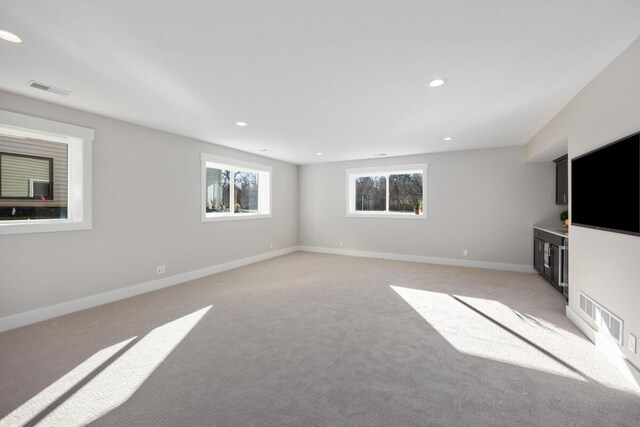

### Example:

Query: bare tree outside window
xmin=202 ymin=154 xmax=271 ymax=221
xmin=355 ymin=176 xmax=386 ymax=211
xmin=348 ymin=165 xmax=426 ymax=217
xmin=234 ymin=171 xmax=258 ymax=213
xmin=389 ymin=173 xmax=423 ymax=212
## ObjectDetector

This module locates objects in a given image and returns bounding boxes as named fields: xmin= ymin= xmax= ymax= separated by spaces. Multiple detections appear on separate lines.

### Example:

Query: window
xmin=29 ymin=178 xmax=52 ymax=199
xmin=1 ymin=145 xmax=63 ymax=220
xmin=201 ymin=153 xmax=271 ymax=221
xmin=0 ymin=109 xmax=93 ymax=235
xmin=346 ymin=164 xmax=427 ymax=218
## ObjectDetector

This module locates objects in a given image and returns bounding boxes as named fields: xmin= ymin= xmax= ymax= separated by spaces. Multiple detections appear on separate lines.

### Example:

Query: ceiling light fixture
xmin=428 ymin=78 xmax=446 ymax=88
xmin=316 ymin=152 xmax=323 ymax=156
xmin=443 ymin=137 xmax=454 ymax=141
xmin=235 ymin=121 xmax=247 ymax=127
xmin=0 ymin=28 xmax=22 ymax=43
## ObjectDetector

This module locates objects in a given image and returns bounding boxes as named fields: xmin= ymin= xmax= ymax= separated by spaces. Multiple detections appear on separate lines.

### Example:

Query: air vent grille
xmin=26 ymin=80 xmax=71 ymax=96
xmin=579 ymin=291 xmax=623 ymax=345
xmin=29 ymin=82 xmax=50 ymax=91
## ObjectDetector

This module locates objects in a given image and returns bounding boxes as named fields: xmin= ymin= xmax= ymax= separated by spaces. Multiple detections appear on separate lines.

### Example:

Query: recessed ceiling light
xmin=443 ymin=137 xmax=454 ymax=141
xmin=316 ymin=152 xmax=323 ymax=156
xmin=0 ymin=29 xmax=22 ymax=43
xmin=428 ymin=78 xmax=446 ymax=88
xmin=235 ymin=121 xmax=248 ymax=127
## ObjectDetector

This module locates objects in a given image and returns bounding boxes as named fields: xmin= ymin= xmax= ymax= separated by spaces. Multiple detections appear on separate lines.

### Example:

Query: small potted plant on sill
xmin=411 ymin=197 xmax=423 ymax=215
xmin=560 ymin=210 xmax=569 ymax=228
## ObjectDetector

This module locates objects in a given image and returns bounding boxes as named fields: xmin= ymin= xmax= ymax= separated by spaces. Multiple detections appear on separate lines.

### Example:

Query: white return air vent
xmin=579 ymin=291 xmax=623 ymax=345
xmin=26 ymin=80 xmax=72 ymax=96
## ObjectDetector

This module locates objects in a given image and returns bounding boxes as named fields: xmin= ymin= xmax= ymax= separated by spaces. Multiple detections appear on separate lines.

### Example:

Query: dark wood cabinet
xmin=533 ymin=228 xmax=568 ymax=299
xmin=554 ymin=155 xmax=568 ymax=205
xmin=533 ymin=238 xmax=544 ymax=273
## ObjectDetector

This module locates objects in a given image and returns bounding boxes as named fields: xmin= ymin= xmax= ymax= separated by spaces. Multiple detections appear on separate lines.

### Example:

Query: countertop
xmin=533 ymin=224 xmax=569 ymax=238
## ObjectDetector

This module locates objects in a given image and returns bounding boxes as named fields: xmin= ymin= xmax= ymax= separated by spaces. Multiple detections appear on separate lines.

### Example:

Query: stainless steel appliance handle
xmin=559 ymin=245 xmax=568 ymax=288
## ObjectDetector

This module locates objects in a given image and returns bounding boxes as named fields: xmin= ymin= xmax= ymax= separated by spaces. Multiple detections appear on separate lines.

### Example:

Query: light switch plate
xmin=629 ymin=333 xmax=637 ymax=354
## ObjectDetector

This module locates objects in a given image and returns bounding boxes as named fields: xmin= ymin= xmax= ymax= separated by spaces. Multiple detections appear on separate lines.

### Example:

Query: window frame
xmin=200 ymin=153 xmax=272 ymax=222
xmin=0 ymin=152 xmax=54 ymax=200
xmin=28 ymin=179 xmax=52 ymax=199
xmin=345 ymin=163 xmax=428 ymax=219
xmin=0 ymin=109 xmax=93 ymax=235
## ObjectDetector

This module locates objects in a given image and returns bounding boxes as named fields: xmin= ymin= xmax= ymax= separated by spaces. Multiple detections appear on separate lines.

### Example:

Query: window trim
xmin=200 ymin=153 xmax=272 ymax=222
xmin=0 ymin=109 xmax=93 ymax=235
xmin=345 ymin=163 xmax=428 ymax=219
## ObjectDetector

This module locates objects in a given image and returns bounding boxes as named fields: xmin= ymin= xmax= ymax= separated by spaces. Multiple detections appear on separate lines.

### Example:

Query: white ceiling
xmin=1 ymin=1 xmax=639 ymax=164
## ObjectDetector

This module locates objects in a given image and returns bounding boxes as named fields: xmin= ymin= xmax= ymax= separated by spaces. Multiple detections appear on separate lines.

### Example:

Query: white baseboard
xmin=565 ymin=304 xmax=597 ymax=342
xmin=0 ymin=247 xmax=297 ymax=333
xmin=298 ymin=246 xmax=535 ymax=273
xmin=0 ymin=245 xmax=533 ymax=333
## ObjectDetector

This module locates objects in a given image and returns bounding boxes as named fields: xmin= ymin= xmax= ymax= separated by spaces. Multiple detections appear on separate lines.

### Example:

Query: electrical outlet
xmin=270 ymin=243 xmax=274 ymax=249
xmin=156 ymin=265 xmax=166 ymax=275
xmin=339 ymin=240 xmax=344 ymax=247
xmin=463 ymin=249 xmax=468 ymax=257
xmin=629 ymin=333 xmax=637 ymax=354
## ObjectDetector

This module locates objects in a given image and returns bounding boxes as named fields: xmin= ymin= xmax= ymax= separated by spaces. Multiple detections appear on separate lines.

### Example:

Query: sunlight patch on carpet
xmin=0 ymin=337 xmax=136 ymax=427
xmin=391 ymin=286 xmax=584 ymax=380
xmin=457 ymin=294 xmax=640 ymax=393
xmin=1 ymin=305 xmax=211 ymax=427
xmin=391 ymin=285 xmax=639 ymax=393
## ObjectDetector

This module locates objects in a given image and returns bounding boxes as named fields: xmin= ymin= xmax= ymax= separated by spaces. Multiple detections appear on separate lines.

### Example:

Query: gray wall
xmin=299 ymin=146 xmax=557 ymax=266
xmin=0 ymin=90 xmax=298 ymax=319
xmin=526 ymin=35 xmax=640 ymax=369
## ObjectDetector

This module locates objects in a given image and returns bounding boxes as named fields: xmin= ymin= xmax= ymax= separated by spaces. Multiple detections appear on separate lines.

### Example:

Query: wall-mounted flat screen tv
xmin=572 ymin=131 xmax=640 ymax=236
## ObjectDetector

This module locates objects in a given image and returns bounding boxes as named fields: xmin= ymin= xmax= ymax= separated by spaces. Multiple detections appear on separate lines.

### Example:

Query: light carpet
xmin=0 ymin=252 xmax=639 ymax=426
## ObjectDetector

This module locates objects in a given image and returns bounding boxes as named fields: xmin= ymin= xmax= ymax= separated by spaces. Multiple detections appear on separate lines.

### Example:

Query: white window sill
xmin=202 ymin=213 xmax=272 ymax=222
xmin=0 ymin=219 xmax=92 ymax=235
xmin=346 ymin=212 xmax=426 ymax=219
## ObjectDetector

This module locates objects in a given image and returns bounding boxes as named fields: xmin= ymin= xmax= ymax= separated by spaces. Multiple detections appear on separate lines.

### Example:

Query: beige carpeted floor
xmin=1 ymin=252 xmax=639 ymax=426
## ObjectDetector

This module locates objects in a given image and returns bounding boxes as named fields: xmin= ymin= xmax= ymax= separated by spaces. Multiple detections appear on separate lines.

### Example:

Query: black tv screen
xmin=572 ymin=131 xmax=640 ymax=236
